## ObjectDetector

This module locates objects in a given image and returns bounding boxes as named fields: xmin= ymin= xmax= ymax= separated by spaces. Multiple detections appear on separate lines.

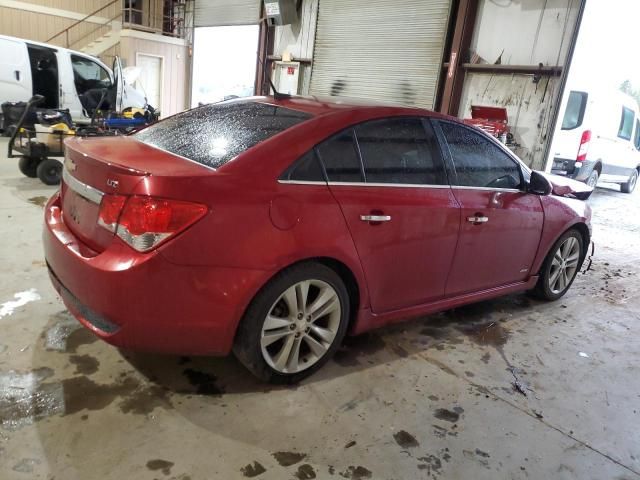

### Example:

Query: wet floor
xmin=1 ymin=139 xmax=639 ymax=479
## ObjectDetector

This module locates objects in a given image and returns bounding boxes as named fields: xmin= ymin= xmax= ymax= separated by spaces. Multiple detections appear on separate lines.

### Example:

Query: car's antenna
xmin=257 ymin=49 xmax=291 ymax=100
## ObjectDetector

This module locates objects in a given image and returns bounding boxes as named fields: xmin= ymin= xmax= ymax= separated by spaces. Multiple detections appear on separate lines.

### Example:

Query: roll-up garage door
xmin=194 ymin=0 xmax=261 ymax=27
xmin=310 ymin=0 xmax=452 ymax=108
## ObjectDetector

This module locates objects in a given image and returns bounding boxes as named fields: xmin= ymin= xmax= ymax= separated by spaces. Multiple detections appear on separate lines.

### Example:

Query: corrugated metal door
xmin=310 ymin=0 xmax=452 ymax=108
xmin=194 ymin=0 xmax=261 ymax=27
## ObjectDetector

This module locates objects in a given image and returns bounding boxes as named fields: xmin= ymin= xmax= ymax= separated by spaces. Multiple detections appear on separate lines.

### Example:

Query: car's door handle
xmin=14 ymin=70 xmax=20 ymax=81
xmin=467 ymin=215 xmax=489 ymax=224
xmin=360 ymin=214 xmax=391 ymax=222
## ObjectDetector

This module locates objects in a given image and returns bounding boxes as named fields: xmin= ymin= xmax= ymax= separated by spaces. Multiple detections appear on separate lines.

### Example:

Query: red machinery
xmin=463 ymin=105 xmax=511 ymax=143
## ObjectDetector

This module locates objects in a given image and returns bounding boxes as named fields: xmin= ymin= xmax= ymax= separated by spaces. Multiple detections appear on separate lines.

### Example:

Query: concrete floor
xmin=0 ymin=138 xmax=639 ymax=480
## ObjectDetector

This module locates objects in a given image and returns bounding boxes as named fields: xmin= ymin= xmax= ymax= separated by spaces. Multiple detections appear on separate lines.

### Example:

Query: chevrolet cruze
xmin=43 ymin=96 xmax=592 ymax=383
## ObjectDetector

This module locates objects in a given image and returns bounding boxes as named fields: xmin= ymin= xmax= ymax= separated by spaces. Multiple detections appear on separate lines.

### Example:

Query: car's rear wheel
xmin=586 ymin=169 xmax=599 ymax=188
xmin=531 ymin=229 xmax=583 ymax=301
xmin=621 ymin=169 xmax=638 ymax=194
xmin=233 ymin=262 xmax=350 ymax=384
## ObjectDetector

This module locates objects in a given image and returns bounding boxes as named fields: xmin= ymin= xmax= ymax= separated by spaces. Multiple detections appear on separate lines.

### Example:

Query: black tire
xmin=233 ymin=262 xmax=350 ymax=384
xmin=586 ymin=169 xmax=599 ymax=188
xmin=18 ymin=156 xmax=40 ymax=178
xmin=36 ymin=158 xmax=62 ymax=186
xmin=621 ymin=169 xmax=638 ymax=194
xmin=530 ymin=229 xmax=584 ymax=301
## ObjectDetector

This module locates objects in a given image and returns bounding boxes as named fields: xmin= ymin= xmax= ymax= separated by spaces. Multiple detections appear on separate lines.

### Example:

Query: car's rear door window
xmin=135 ymin=101 xmax=311 ymax=168
xmin=315 ymin=130 xmax=364 ymax=182
xmin=439 ymin=121 xmax=522 ymax=189
xmin=354 ymin=117 xmax=446 ymax=185
xmin=281 ymin=150 xmax=325 ymax=182
xmin=619 ymin=107 xmax=636 ymax=141
xmin=561 ymin=91 xmax=588 ymax=130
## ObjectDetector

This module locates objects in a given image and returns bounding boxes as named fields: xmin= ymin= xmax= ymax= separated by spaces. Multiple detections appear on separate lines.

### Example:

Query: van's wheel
xmin=36 ymin=159 xmax=62 ymax=185
xmin=18 ymin=157 xmax=40 ymax=178
xmin=233 ymin=262 xmax=350 ymax=384
xmin=586 ymin=170 xmax=599 ymax=188
xmin=621 ymin=169 xmax=638 ymax=194
xmin=530 ymin=229 xmax=584 ymax=301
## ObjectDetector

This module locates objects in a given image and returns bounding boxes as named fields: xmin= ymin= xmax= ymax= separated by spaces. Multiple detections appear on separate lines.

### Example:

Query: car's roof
xmin=227 ymin=95 xmax=453 ymax=121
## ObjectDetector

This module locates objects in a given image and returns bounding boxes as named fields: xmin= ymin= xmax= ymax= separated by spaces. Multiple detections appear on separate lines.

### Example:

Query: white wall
xmin=272 ymin=0 xmax=318 ymax=94
xmin=471 ymin=0 xmax=580 ymax=66
xmin=459 ymin=73 xmax=561 ymax=169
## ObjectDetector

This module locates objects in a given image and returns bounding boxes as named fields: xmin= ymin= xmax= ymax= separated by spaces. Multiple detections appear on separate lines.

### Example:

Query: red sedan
xmin=43 ymin=96 xmax=592 ymax=383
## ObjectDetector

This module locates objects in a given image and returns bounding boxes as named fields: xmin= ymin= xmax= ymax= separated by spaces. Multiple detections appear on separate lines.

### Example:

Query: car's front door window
xmin=439 ymin=121 xmax=522 ymax=189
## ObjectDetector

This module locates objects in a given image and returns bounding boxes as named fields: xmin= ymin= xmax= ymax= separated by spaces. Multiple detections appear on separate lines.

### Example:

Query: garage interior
xmin=1 ymin=0 xmax=640 ymax=479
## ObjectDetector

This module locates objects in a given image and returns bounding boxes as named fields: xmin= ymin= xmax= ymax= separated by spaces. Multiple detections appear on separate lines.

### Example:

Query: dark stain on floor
xmin=294 ymin=464 xmax=316 ymax=479
xmin=393 ymin=430 xmax=420 ymax=448
xmin=146 ymin=459 xmax=174 ymax=475
xmin=390 ymin=344 xmax=409 ymax=358
xmin=433 ymin=408 xmax=462 ymax=423
xmin=182 ymin=368 xmax=224 ymax=395
xmin=69 ymin=354 xmax=99 ymax=375
xmin=241 ymin=461 xmax=266 ymax=478
xmin=65 ymin=328 xmax=98 ymax=354
xmin=417 ymin=454 xmax=443 ymax=476
xmin=27 ymin=196 xmax=48 ymax=207
xmin=272 ymin=451 xmax=306 ymax=467
xmin=339 ymin=465 xmax=372 ymax=479
xmin=332 ymin=333 xmax=385 ymax=367
xmin=457 ymin=321 xmax=510 ymax=348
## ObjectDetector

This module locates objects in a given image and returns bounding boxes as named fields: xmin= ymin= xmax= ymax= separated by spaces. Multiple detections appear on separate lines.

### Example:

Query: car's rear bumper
xmin=551 ymin=157 xmax=597 ymax=182
xmin=43 ymin=192 xmax=270 ymax=356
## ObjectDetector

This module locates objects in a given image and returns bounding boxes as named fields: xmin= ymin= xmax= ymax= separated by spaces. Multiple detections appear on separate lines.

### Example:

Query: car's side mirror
xmin=527 ymin=170 xmax=553 ymax=196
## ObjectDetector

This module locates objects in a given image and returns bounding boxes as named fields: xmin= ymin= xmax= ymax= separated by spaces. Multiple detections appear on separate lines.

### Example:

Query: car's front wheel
xmin=531 ymin=229 xmax=584 ymax=301
xmin=234 ymin=262 xmax=350 ymax=384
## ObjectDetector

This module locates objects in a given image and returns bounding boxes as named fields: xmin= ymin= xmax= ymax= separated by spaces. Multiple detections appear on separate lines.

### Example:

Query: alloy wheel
xmin=260 ymin=279 xmax=342 ymax=374
xmin=630 ymin=171 xmax=638 ymax=191
xmin=548 ymin=237 xmax=580 ymax=294
xmin=586 ymin=171 xmax=598 ymax=188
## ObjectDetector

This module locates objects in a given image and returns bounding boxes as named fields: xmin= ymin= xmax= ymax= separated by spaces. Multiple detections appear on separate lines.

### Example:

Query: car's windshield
xmin=134 ymin=101 xmax=312 ymax=168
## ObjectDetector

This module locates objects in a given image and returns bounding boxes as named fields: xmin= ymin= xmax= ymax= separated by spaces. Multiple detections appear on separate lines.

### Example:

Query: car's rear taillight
xmin=97 ymin=194 xmax=126 ymax=232
xmin=576 ymin=130 xmax=591 ymax=164
xmin=97 ymin=195 xmax=207 ymax=252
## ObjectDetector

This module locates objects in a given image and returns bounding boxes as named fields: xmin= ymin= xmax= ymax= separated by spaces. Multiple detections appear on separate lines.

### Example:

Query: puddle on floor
xmin=27 ymin=196 xmax=48 ymax=208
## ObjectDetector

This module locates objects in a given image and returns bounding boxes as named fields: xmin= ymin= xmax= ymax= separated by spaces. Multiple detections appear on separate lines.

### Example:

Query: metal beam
xmin=438 ymin=0 xmax=478 ymax=116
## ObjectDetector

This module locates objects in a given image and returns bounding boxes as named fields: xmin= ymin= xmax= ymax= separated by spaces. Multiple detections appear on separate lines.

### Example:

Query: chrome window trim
xmin=451 ymin=185 xmax=523 ymax=193
xmin=62 ymin=168 xmax=104 ymax=204
xmin=329 ymin=181 xmax=451 ymax=189
xmin=277 ymin=179 xmax=451 ymax=189
xmin=277 ymin=180 xmax=326 ymax=185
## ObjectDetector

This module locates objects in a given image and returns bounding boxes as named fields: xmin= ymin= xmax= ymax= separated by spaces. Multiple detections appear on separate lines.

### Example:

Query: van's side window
xmin=618 ymin=107 xmax=635 ymax=141
xmin=561 ymin=91 xmax=588 ymax=130
xmin=635 ymin=120 xmax=640 ymax=150
xmin=70 ymin=55 xmax=111 ymax=95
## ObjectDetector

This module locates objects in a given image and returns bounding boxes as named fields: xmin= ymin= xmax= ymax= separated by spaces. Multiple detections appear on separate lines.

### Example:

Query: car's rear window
xmin=561 ymin=91 xmax=588 ymax=130
xmin=134 ymin=101 xmax=312 ymax=168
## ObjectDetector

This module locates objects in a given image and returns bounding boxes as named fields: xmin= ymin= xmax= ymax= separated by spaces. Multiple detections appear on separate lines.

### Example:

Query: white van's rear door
xmin=553 ymin=91 xmax=589 ymax=167
xmin=0 ymin=37 xmax=32 ymax=103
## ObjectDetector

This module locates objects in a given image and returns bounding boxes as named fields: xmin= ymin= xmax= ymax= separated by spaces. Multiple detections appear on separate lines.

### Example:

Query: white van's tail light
xmin=97 ymin=195 xmax=207 ymax=252
xmin=576 ymin=129 xmax=591 ymax=165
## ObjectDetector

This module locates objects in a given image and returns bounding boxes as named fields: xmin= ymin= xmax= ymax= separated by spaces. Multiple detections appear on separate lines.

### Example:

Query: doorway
xmin=191 ymin=25 xmax=259 ymax=107
xmin=136 ymin=53 xmax=163 ymax=113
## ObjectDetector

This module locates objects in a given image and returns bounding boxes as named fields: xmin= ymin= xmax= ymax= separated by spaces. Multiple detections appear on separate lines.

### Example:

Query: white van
xmin=0 ymin=34 xmax=146 ymax=127
xmin=551 ymin=88 xmax=640 ymax=194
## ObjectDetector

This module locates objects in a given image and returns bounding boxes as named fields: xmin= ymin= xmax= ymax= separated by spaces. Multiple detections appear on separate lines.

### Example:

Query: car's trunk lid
xmin=60 ymin=136 xmax=209 ymax=252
